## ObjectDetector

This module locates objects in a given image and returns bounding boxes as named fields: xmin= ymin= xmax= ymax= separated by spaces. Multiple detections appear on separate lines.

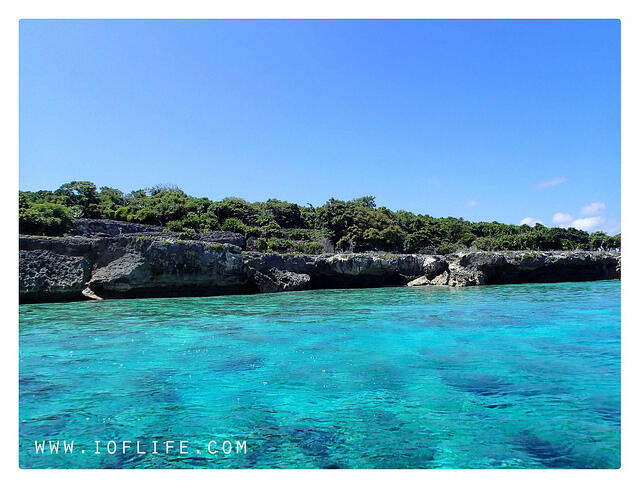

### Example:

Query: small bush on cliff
xmin=165 ymin=220 xmax=185 ymax=232
xmin=287 ymin=228 xmax=312 ymax=240
xmin=291 ymin=241 xmax=323 ymax=255
xmin=256 ymin=237 xmax=293 ymax=253
xmin=178 ymin=230 xmax=196 ymax=240
xmin=221 ymin=218 xmax=246 ymax=234
xmin=134 ymin=235 xmax=154 ymax=243
xmin=19 ymin=203 xmax=74 ymax=236
xmin=255 ymin=237 xmax=323 ymax=255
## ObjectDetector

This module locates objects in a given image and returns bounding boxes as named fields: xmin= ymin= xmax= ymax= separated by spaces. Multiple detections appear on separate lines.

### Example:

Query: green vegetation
xmin=19 ymin=181 xmax=621 ymax=252
xmin=205 ymin=243 xmax=225 ymax=252
xmin=134 ymin=235 xmax=154 ymax=243
xmin=18 ymin=201 xmax=73 ymax=236
xmin=255 ymin=237 xmax=323 ymax=255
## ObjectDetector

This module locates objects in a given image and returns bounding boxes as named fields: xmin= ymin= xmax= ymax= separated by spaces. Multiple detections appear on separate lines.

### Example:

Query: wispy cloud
xmin=537 ymin=176 xmax=567 ymax=189
xmin=571 ymin=216 xmax=605 ymax=231
xmin=552 ymin=212 xmax=573 ymax=227
xmin=520 ymin=217 xmax=543 ymax=226
xmin=580 ymin=201 xmax=605 ymax=215
xmin=465 ymin=199 xmax=478 ymax=208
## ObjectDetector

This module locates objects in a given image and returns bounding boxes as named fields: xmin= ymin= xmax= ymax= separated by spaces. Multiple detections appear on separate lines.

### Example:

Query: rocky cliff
xmin=19 ymin=230 xmax=621 ymax=304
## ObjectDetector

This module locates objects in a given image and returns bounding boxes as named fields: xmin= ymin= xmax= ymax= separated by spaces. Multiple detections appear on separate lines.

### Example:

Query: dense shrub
xmin=221 ymin=218 xmax=247 ymax=234
xmin=19 ymin=203 xmax=74 ymax=236
xmin=18 ymin=181 xmax=621 ymax=252
xmin=255 ymin=237 xmax=323 ymax=255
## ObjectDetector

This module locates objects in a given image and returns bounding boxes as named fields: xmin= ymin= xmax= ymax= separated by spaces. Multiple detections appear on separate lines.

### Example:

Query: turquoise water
xmin=19 ymin=281 xmax=620 ymax=468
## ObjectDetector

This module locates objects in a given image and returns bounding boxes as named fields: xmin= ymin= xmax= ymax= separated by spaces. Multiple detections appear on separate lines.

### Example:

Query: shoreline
xmin=19 ymin=231 xmax=621 ymax=304
xmin=18 ymin=279 xmax=622 ymax=307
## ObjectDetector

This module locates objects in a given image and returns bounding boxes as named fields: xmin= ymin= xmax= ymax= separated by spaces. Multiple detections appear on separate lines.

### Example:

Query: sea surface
xmin=19 ymin=281 xmax=620 ymax=468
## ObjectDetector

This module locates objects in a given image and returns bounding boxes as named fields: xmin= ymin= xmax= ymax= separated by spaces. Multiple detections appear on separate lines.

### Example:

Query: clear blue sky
xmin=19 ymin=20 xmax=620 ymax=233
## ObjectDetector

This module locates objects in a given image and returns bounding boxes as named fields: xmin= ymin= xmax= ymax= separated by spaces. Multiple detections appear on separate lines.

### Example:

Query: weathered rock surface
xmin=18 ymin=234 xmax=621 ymax=303
xmin=70 ymin=219 xmax=245 ymax=248
xmin=20 ymin=249 xmax=91 ymax=302
xmin=253 ymin=269 xmax=311 ymax=293
xmin=440 ymin=251 xmax=621 ymax=287
xmin=196 ymin=231 xmax=245 ymax=248
xmin=19 ymin=235 xmax=250 ymax=302
xmin=85 ymin=238 xmax=250 ymax=299
xmin=407 ymin=275 xmax=433 ymax=287
xmin=243 ymin=252 xmax=445 ymax=290
xmin=71 ymin=218 xmax=163 ymax=237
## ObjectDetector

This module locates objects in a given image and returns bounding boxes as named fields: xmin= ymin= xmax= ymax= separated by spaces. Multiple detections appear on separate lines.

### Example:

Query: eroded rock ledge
xmin=19 ymin=234 xmax=621 ymax=304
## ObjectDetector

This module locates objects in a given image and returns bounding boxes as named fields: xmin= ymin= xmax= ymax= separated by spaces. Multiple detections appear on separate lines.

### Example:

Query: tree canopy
xmin=19 ymin=181 xmax=621 ymax=252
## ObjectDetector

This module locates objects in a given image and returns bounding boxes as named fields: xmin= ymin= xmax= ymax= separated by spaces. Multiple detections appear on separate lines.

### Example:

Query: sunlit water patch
xmin=19 ymin=281 xmax=620 ymax=468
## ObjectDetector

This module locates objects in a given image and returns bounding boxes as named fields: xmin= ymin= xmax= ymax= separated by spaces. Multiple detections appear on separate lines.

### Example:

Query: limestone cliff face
xmin=440 ymin=251 xmax=621 ymax=287
xmin=18 ymin=234 xmax=621 ymax=304
xmin=20 ymin=249 xmax=91 ymax=302
xmin=72 ymin=218 xmax=163 ymax=237
xmin=243 ymin=252 xmax=447 ymax=291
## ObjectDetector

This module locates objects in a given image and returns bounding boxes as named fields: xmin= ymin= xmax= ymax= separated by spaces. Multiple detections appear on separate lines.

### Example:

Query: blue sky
xmin=19 ymin=20 xmax=620 ymax=233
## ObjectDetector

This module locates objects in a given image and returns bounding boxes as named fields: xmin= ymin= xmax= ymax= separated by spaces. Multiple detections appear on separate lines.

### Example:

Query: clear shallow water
xmin=19 ymin=281 xmax=620 ymax=469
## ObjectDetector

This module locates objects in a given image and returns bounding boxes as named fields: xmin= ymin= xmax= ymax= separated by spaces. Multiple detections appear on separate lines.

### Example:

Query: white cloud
xmin=537 ymin=177 xmax=567 ymax=189
xmin=552 ymin=212 xmax=573 ymax=227
xmin=465 ymin=199 xmax=478 ymax=208
xmin=580 ymin=201 xmax=605 ymax=215
xmin=520 ymin=217 xmax=544 ymax=226
xmin=571 ymin=216 xmax=605 ymax=231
